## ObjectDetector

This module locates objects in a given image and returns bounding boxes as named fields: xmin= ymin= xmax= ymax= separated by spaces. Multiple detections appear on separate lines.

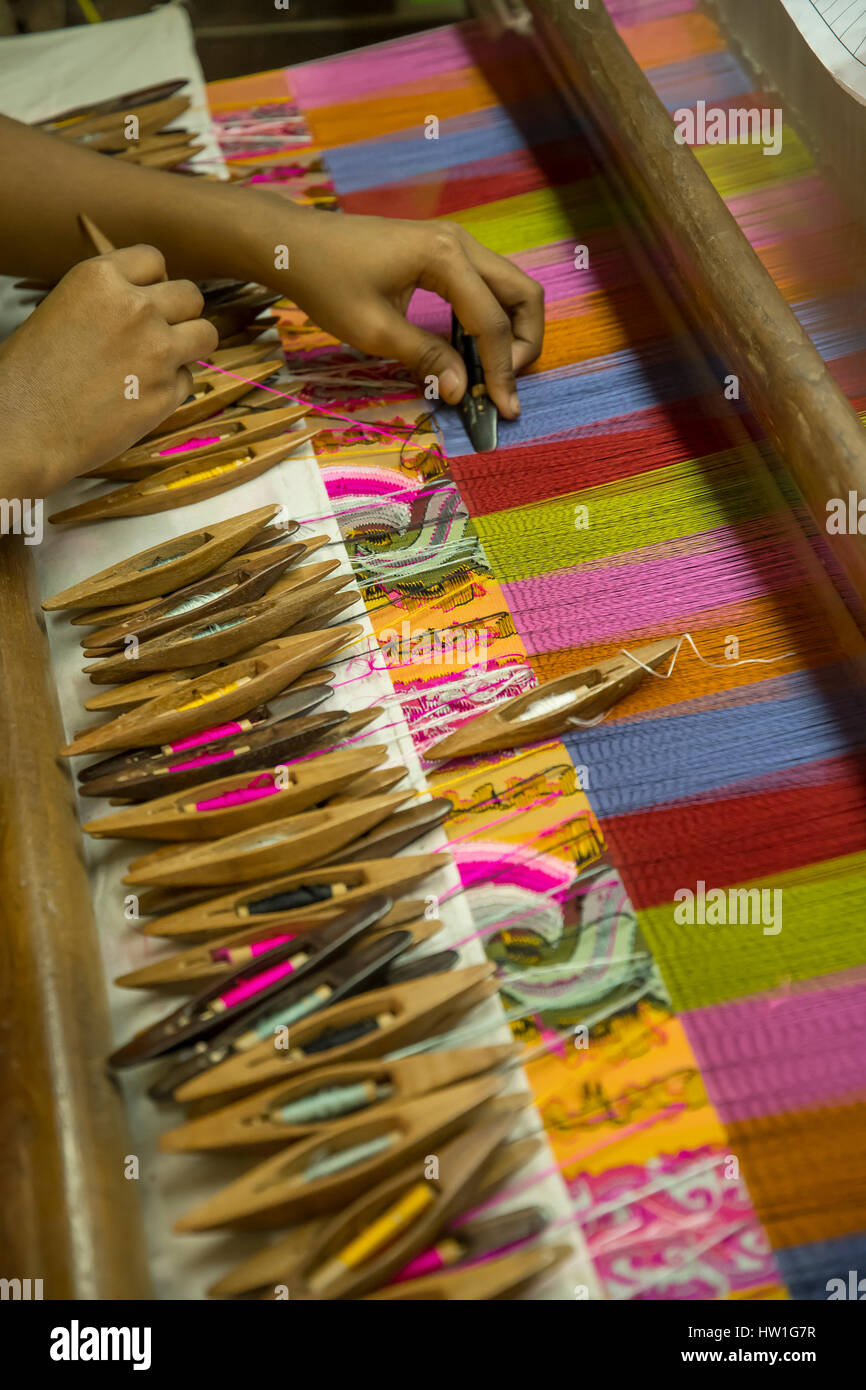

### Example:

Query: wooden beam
xmin=529 ymin=0 xmax=866 ymax=606
xmin=0 ymin=537 xmax=151 ymax=1299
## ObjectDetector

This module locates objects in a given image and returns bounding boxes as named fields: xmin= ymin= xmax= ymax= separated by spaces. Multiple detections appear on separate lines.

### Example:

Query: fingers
xmin=371 ymin=309 xmax=468 ymax=405
xmin=417 ymin=225 xmax=521 ymax=417
xmin=461 ymin=237 xmax=545 ymax=373
xmin=168 ymin=316 xmax=220 ymax=366
xmin=104 ymin=244 xmax=168 ymax=286
xmin=146 ymin=277 xmax=206 ymax=326
xmin=172 ymin=365 xmax=195 ymax=408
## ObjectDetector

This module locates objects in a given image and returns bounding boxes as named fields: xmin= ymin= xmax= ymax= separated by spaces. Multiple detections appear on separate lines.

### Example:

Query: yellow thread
xmin=309 ymin=1181 xmax=434 ymax=1290
xmin=178 ymin=680 xmax=242 ymax=710
xmin=163 ymin=461 xmax=242 ymax=491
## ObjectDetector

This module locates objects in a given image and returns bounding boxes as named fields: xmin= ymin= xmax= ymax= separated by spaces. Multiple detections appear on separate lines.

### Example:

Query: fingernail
xmin=440 ymin=367 xmax=462 ymax=403
xmin=508 ymin=392 xmax=521 ymax=417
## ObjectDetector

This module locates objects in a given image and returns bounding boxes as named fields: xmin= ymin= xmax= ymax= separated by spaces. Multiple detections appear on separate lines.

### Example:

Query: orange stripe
xmin=527 ymin=588 xmax=837 ymax=714
xmin=619 ymin=12 xmax=726 ymax=69
xmin=306 ymin=74 xmax=500 ymax=148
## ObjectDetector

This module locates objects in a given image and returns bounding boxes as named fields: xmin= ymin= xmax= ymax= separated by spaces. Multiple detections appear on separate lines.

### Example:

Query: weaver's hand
xmin=269 ymin=210 xmax=544 ymax=417
xmin=0 ymin=245 xmax=218 ymax=498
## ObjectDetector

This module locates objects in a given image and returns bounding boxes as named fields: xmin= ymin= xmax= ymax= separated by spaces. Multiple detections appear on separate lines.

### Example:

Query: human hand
xmin=0 ymin=245 xmax=219 ymax=498
xmin=257 ymin=207 xmax=544 ymax=418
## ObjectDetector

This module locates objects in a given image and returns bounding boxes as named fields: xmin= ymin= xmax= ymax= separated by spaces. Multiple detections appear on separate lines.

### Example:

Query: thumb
xmin=375 ymin=310 xmax=467 ymax=405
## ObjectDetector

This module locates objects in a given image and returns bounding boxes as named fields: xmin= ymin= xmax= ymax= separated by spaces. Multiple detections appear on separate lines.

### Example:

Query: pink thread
xmin=462 ymin=1108 xmax=683 ymax=1222
xmin=194 ymin=774 xmax=281 ymax=811
xmin=300 ymin=480 xmax=457 ymax=527
xmin=159 ymin=433 xmax=222 ymax=457
xmin=211 ymin=932 xmax=294 ymax=963
xmin=267 ymin=715 xmax=407 ymax=770
xmin=217 ymin=956 xmax=297 ymax=1009
xmin=439 ymin=796 xmax=569 ymax=902
xmin=169 ymin=721 xmax=244 ymax=753
xmin=539 ymin=1023 xmax=568 ymax=1062
xmin=168 ymin=750 xmax=235 ymax=773
xmin=390 ymin=1247 xmax=447 ymax=1283
xmin=194 ymin=361 xmax=414 ymax=447
xmin=438 ymin=791 xmax=562 ymax=851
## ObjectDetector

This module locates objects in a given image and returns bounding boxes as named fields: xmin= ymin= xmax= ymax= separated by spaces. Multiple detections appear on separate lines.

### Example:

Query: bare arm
xmin=0 ymin=114 xmax=544 ymax=498
xmin=0 ymin=113 xmax=262 ymax=284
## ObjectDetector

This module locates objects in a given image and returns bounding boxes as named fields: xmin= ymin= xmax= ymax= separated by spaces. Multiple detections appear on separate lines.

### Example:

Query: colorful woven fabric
xmin=206 ymin=0 xmax=866 ymax=1299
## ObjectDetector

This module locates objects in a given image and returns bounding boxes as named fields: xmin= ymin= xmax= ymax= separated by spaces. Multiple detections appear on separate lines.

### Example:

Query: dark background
xmin=0 ymin=1 xmax=468 ymax=78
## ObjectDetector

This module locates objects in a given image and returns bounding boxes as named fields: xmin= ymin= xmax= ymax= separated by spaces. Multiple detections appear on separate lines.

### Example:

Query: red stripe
xmin=604 ymin=758 xmax=866 ymax=910
xmin=339 ymin=140 xmax=597 ymax=219
xmin=450 ymin=400 xmax=761 ymax=513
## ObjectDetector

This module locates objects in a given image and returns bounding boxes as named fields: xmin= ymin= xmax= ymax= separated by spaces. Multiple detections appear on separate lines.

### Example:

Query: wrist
xmin=0 ymin=359 xmax=60 ymax=500
xmin=227 ymin=189 xmax=317 ymax=295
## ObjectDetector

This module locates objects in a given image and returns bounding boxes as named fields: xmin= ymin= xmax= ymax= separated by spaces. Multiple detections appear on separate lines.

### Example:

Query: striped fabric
xmin=206 ymin=0 xmax=866 ymax=1299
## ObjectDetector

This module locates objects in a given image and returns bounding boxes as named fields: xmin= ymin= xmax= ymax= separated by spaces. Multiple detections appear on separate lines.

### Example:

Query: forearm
xmin=0 ymin=113 xmax=297 ymax=286
xmin=0 ymin=114 xmax=544 ymax=427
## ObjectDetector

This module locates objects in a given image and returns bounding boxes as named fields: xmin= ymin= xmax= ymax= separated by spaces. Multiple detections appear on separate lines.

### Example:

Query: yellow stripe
xmin=177 ymin=680 xmax=242 ymax=711
xmin=333 ymin=1182 xmax=434 ymax=1269
xmin=163 ymin=461 xmax=241 ymax=491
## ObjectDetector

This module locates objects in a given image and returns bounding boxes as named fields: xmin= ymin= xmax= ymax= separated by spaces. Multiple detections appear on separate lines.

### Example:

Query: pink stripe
xmin=289 ymin=28 xmax=478 ymax=108
xmin=217 ymin=956 xmax=297 ymax=1010
xmin=390 ymin=1247 xmax=447 ymax=1284
xmin=211 ymin=932 xmax=293 ymax=963
xmin=168 ymin=750 xmax=235 ymax=773
xmin=194 ymin=775 xmax=281 ymax=811
xmin=684 ymin=978 xmax=866 ymax=1122
xmin=170 ymin=721 xmax=245 ymax=753
xmin=726 ymin=176 xmax=852 ymax=251
xmin=159 ymin=433 xmax=223 ymax=457
xmin=504 ymin=524 xmax=804 ymax=650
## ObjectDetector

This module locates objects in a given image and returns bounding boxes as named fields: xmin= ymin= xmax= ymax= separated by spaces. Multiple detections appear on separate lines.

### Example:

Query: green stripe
xmin=640 ymin=854 xmax=866 ymax=1011
xmin=446 ymin=180 xmax=609 ymax=256
xmin=475 ymin=450 xmax=785 ymax=583
xmin=695 ymin=127 xmax=814 ymax=199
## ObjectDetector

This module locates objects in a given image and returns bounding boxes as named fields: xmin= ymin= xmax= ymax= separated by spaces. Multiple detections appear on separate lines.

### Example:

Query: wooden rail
xmin=0 ymin=537 xmax=150 ymax=1298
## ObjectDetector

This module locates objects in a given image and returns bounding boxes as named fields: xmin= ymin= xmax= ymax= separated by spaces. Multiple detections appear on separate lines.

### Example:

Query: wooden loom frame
xmin=2 ymin=0 xmax=866 ymax=1297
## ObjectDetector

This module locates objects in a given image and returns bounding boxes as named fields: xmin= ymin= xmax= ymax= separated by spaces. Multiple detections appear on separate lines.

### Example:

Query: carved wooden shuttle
xmin=61 ymin=625 xmax=361 ymax=755
xmin=366 ymin=1245 xmax=571 ymax=1301
xmin=114 ymin=902 xmax=432 ymax=993
xmin=208 ymin=1132 xmax=542 ymax=1297
xmin=122 ymin=791 xmax=414 ymax=886
xmin=83 ymin=747 xmax=392 ymax=841
xmin=174 ymin=1077 xmax=509 ymax=1229
xmin=81 ymin=548 xmax=335 ymax=653
xmin=162 ymin=1045 xmax=517 ymax=1153
xmin=87 ymin=402 xmax=313 ymax=480
xmin=76 ymin=700 xmax=379 ymax=802
xmin=248 ymin=1108 xmax=526 ymax=1296
xmin=41 ymin=506 xmax=282 ymax=610
xmin=172 ymin=963 xmax=495 ymax=1101
xmin=109 ymin=897 xmax=394 ymax=1067
xmin=427 ymin=639 xmax=679 ymax=760
xmin=83 ymin=576 xmax=354 ymax=682
xmin=50 ymin=427 xmax=317 ymax=524
xmin=139 ymin=853 xmax=448 ymax=940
